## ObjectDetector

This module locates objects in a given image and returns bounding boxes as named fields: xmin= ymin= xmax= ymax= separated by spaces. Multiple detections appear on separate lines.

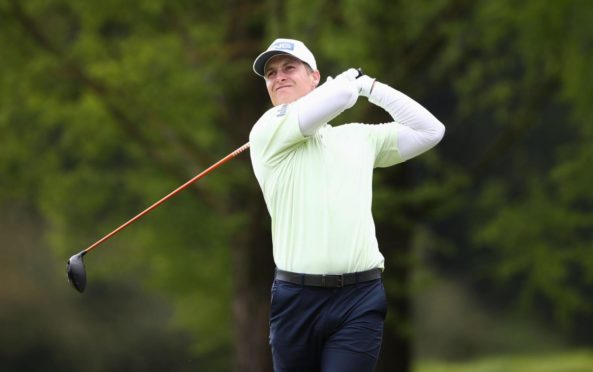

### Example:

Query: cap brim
xmin=253 ymin=50 xmax=291 ymax=77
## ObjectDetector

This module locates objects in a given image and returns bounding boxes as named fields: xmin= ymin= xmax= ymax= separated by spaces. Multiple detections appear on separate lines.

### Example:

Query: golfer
xmin=249 ymin=38 xmax=445 ymax=372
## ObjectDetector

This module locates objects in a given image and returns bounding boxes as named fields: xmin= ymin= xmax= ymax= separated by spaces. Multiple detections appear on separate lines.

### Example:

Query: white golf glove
xmin=327 ymin=69 xmax=375 ymax=98
xmin=334 ymin=68 xmax=360 ymax=82
xmin=356 ymin=74 xmax=375 ymax=98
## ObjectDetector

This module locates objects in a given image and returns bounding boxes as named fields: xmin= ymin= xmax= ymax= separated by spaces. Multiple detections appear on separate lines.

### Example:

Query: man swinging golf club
xmin=249 ymin=38 xmax=445 ymax=372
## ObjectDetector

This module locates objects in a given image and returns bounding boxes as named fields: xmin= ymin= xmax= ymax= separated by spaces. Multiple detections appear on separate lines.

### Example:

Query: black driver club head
xmin=67 ymin=252 xmax=87 ymax=293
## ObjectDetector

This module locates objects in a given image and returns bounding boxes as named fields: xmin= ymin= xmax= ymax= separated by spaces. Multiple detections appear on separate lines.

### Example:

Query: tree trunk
xmin=376 ymin=237 xmax=412 ymax=372
xmin=374 ymin=165 xmax=414 ymax=372
xmin=224 ymin=83 xmax=275 ymax=371
xmin=231 ymin=190 xmax=275 ymax=372
xmin=219 ymin=3 xmax=276 ymax=370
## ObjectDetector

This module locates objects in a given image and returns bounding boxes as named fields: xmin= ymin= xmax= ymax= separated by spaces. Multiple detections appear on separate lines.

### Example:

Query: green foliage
xmin=416 ymin=350 xmax=593 ymax=372
xmin=412 ymin=257 xmax=570 ymax=357
xmin=1 ymin=0 xmax=239 ymax=365
xmin=0 ymin=206 xmax=201 ymax=371
xmin=457 ymin=0 xmax=593 ymax=329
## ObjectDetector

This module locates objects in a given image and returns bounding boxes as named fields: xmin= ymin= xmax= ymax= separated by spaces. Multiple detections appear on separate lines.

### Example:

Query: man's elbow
xmin=433 ymin=120 xmax=445 ymax=145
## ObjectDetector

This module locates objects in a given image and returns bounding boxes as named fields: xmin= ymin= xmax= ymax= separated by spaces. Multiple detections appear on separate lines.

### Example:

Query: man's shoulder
xmin=249 ymin=103 xmax=304 ymax=155
xmin=251 ymin=104 xmax=291 ymax=132
xmin=260 ymin=104 xmax=291 ymax=122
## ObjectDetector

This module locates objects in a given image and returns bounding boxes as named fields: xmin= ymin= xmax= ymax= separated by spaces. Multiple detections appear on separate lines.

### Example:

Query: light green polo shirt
xmin=249 ymin=103 xmax=401 ymax=274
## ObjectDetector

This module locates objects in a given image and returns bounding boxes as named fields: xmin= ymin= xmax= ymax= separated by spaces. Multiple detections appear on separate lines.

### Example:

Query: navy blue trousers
xmin=269 ymin=278 xmax=387 ymax=372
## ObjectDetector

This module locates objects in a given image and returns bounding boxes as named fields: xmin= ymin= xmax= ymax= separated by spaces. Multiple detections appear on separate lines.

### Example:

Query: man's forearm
xmin=295 ymin=70 xmax=360 ymax=136
xmin=369 ymin=81 xmax=445 ymax=160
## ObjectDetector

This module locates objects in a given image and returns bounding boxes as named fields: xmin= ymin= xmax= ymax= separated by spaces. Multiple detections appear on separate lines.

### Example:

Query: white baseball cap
xmin=253 ymin=38 xmax=317 ymax=77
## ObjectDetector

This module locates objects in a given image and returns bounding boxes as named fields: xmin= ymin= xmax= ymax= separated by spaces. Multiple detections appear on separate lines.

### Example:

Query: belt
xmin=275 ymin=268 xmax=382 ymax=288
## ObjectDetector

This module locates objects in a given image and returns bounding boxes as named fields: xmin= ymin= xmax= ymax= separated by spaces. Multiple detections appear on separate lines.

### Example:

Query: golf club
xmin=67 ymin=142 xmax=250 ymax=293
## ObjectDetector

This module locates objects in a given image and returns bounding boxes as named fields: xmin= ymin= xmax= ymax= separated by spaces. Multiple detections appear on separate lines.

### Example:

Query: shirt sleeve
xmin=249 ymin=76 xmax=360 ymax=186
xmin=367 ymin=123 xmax=402 ymax=168
xmin=249 ymin=103 xmax=304 ymax=185
xmin=295 ymin=77 xmax=358 ymax=136
xmin=368 ymin=82 xmax=445 ymax=162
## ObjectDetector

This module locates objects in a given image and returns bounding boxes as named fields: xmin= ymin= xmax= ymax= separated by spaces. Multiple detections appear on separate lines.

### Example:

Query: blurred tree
xmin=0 ymin=205 xmax=200 ymax=371
xmin=1 ymin=0 xmax=247 ymax=369
xmin=462 ymin=0 xmax=593 ymax=335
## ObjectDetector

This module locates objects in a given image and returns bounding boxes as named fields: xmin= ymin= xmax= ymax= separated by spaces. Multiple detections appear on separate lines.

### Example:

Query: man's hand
xmin=334 ymin=68 xmax=360 ymax=83
xmin=327 ymin=69 xmax=375 ymax=97
xmin=356 ymin=74 xmax=375 ymax=98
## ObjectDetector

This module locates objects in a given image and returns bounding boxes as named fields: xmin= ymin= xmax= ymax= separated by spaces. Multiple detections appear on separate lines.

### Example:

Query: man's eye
xmin=266 ymin=71 xmax=276 ymax=79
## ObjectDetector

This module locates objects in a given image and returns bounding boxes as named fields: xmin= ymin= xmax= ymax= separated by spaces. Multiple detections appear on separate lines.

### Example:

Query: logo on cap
xmin=271 ymin=42 xmax=295 ymax=51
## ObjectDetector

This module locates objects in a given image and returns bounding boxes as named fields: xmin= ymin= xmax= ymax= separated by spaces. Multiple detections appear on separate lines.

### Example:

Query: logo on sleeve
xmin=276 ymin=104 xmax=288 ymax=117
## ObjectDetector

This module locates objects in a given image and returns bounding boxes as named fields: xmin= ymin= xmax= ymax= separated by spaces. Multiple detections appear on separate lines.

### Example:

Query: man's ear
xmin=311 ymin=70 xmax=321 ymax=87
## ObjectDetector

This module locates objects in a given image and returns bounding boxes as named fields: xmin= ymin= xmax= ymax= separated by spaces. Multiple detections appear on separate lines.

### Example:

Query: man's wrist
xmin=357 ymin=75 xmax=375 ymax=98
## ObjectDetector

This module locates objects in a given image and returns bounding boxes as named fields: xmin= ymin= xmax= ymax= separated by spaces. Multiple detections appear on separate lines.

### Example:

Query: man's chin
xmin=273 ymin=95 xmax=297 ymax=106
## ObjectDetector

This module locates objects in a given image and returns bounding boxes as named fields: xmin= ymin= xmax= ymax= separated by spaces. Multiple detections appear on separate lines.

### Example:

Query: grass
xmin=415 ymin=350 xmax=593 ymax=372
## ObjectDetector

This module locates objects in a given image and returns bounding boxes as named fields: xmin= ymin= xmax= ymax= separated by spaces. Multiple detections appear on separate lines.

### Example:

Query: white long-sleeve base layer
xmin=249 ymin=78 xmax=445 ymax=274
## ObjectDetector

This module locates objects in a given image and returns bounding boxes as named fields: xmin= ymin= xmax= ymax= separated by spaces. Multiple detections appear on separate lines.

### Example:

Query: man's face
xmin=264 ymin=55 xmax=320 ymax=106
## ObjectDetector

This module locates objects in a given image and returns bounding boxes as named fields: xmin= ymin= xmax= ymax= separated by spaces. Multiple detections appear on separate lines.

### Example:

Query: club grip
xmin=356 ymin=68 xmax=364 ymax=78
